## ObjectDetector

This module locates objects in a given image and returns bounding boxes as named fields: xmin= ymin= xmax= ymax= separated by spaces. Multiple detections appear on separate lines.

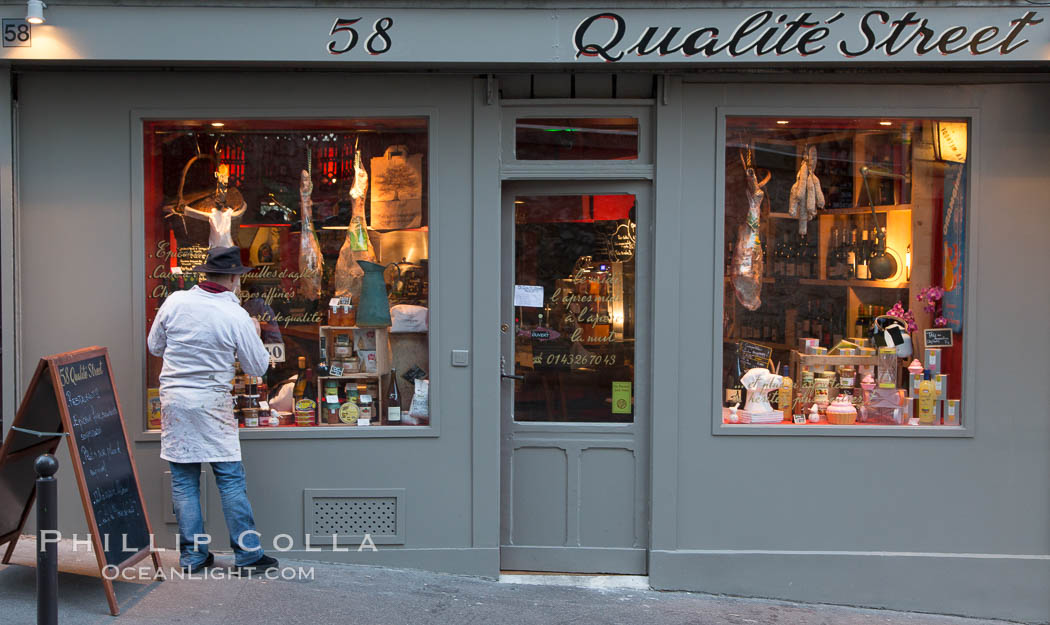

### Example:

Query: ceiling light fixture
xmin=26 ymin=0 xmax=46 ymax=24
xmin=210 ymin=122 xmax=225 ymax=128
xmin=775 ymin=120 xmax=790 ymax=125
xmin=879 ymin=121 xmax=893 ymax=126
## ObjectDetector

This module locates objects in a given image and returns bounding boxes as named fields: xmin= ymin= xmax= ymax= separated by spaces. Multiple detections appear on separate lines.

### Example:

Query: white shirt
xmin=208 ymin=208 xmax=235 ymax=248
xmin=147 ymin=285 xmax=269 ymax=463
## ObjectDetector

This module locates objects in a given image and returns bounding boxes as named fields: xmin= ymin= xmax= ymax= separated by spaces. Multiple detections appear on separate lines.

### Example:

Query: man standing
xmin=147 ymin=246 xmax=278 ymax=575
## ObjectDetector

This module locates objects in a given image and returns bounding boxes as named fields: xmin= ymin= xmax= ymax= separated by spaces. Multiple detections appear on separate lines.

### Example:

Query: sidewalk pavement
xmin=0 ymin=536 xmax=1023 ymax=625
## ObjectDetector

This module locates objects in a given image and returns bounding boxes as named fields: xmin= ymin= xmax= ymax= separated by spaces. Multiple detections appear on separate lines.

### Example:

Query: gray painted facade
xmin=0 ymin=2 xmax=1047 ymax=623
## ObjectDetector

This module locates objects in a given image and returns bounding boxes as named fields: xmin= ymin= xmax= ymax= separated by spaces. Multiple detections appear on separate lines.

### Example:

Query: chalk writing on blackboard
xmin=0 ymin=346 xmax=162 ymax=616
xmin=737 ymin=340 xmax=774 ymax=374
xmin=924 ymin=328 xmax=953 ymax=347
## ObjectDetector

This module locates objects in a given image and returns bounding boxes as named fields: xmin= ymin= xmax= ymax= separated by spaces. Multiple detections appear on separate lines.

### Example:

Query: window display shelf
xmin=318 ymin=373 xmax=380 ymax=380
xmin=798 ymin=278 xmax=909 ymax=289
xmin=768 ymin=205 xmax=911 ymax=220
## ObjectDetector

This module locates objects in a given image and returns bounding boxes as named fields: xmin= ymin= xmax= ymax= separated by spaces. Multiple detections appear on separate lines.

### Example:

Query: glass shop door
xmin=499 ymin=181 xmax=650 ymax=574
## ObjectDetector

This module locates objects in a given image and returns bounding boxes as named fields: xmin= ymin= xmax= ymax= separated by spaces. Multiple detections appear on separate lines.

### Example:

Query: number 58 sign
xmin=2 ymin=19 xmax=31 ymax=47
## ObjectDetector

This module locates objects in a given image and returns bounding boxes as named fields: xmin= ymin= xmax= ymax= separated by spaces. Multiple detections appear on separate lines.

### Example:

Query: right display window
xmin=722 ymin=117 xmax=967 ymax=427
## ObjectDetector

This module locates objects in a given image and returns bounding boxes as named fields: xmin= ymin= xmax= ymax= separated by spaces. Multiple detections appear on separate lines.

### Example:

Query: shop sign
xmin=572 ymin=9 xmax=1044 ymax=62
xmin=1 ymin=7 xmax=1046 ymax=64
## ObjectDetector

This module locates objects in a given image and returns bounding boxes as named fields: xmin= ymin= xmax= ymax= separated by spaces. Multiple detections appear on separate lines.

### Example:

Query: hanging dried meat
xmin=731 ymin=164 xmax=770 ymax=311
xmin=297 ymin=169 xmax=323 ymax=300
xmin=334 ymin=149 xmax=378 ymax=302
xmin=788 ymin=145 xmax=824 ymax=236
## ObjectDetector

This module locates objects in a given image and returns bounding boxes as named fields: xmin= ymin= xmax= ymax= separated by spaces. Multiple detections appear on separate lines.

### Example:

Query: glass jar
xmin=877 ymin=347 xmax=898 ymax=389
xmin=838 ymin=364 xmax=856 ymax=389
xmin=358 ymin=395 xmax=373 ymax=425
xmin=813 ymin=377 xmax=831 ymax=412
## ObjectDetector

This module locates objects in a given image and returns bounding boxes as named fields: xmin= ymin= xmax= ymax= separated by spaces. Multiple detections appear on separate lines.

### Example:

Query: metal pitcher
xmin=355 ymin=260 xmax=392 ymax=327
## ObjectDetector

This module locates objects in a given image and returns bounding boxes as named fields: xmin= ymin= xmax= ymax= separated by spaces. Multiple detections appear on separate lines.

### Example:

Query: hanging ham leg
xmin=334 ymin=150 xmax=377 ymax=302
xmin=731 ymin=167 xmax=770 ymax=311
xmin=298 ymin=169 xmax=324 ymax=300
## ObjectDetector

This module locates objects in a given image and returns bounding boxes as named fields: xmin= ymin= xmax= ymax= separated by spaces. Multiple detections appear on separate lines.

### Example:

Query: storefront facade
xmin=1 ymin=3 xmax=1048 ymax=623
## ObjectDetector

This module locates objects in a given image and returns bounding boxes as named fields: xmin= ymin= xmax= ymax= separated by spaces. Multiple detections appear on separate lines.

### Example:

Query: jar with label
xmin=813 ymin=377 xmax=831 ymax=412
xmin=800 ymin=367 xmax=815 ymax=388
xmin=242 ymin=394 xmax=260 ymax=428
xmin=838 ymin=363 xmax=856 ymax=390
xmin=358 ymin=395 xmax=373 ymax=426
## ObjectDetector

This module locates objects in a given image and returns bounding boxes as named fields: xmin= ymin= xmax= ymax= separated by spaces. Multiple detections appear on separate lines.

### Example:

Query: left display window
xmin=145 ymin=118 xmax=431 ymax=431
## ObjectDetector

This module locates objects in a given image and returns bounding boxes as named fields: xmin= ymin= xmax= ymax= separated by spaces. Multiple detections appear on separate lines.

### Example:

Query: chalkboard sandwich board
xmin=0 ymin=346 xmax=162 ymax=615
xmin=924 ymin=328 xmax=954 ymax=347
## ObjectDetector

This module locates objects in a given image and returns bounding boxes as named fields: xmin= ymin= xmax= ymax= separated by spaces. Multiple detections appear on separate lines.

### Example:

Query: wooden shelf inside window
xmin=768 ymin=204 xmax=911 ymax=221
xmin=798 ymin=278 xmax=909 ymax=289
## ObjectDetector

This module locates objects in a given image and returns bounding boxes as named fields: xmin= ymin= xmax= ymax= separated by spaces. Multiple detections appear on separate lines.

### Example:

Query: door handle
xmin=500 ymin=355 xmax=525 ymax=382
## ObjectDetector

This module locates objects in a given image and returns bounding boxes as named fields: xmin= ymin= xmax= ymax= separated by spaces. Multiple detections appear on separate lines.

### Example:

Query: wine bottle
xmin=856 ymin=229 xmax=870 ymax=280
xmin=773 ymin=232 xmax=784 ymax=277
xmin=796 ymin=235 xmax=806 ymax=278
xmin=784 ymin=235 xmax=796 ymax=278
xmin=808 ymin=235 xmax=819 ymax=279
xmin=833 ymin=227 xmax=846 ymax=279
xmin=386 ymin=368 xmax=402 ymax=424
xmin=293 ymin=356 xmax=310 ymax=402
xmin=316 ymin=335 xmax=330 ymax=378
xmin=846 ymin=221 xmax=858 ymax=279
xmin=826 ymin=227 xmax=838 ymax=279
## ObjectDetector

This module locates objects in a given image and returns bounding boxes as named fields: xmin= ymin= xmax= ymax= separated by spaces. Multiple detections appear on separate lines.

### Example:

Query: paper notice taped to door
xmin=612 ymin=382 xmax=632 ymax=414
xmin=514 ymin=285 xmax=544 ymax=308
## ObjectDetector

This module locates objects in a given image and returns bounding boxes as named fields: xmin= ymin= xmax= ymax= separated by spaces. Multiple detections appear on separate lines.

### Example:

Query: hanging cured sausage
xmin=788 ymin=145 xmax=824 ymax=236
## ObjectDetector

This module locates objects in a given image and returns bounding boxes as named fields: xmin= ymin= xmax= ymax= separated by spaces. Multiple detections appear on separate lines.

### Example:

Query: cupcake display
xmin=826 ymin=394 xmax=858 ymax=425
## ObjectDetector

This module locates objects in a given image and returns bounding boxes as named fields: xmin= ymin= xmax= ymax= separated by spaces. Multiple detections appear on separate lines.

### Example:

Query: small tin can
xmin=944 ymin=399 xmax=961 ymax=426
xmin=934 ymin=374 xmax=948 ymax=399
xmin=909 ymin=373 xmax=922 ymax=396
xmin=924 ymin=347 xmax=941 ymax=374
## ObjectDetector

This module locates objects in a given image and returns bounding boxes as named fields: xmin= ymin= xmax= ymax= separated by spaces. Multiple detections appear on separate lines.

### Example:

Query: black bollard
xmin=35 ymin=454 xmax=58 ymax=625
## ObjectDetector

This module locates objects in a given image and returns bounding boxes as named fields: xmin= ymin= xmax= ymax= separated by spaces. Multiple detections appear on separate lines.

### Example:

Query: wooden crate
xmin=789 ymin=349 xmax=877 ymax=378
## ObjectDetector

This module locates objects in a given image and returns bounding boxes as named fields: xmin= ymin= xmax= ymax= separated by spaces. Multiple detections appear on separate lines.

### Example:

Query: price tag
xmin=2 ymin=20 xmax=31 ymax=48
xmin=325 ymin=394 xmax=339 ymax=404
xmin=330 ymin=364 xmax=343 ymax=377
xmin=264 ymin=343 xmax=286 ymax=363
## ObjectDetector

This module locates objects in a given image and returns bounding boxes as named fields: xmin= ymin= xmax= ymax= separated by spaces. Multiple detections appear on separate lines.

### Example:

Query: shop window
xmin=144 ymin=118 xmax=430 ymax=430
xmin=515 ymin=117 xmax=639 ymax=160
xmin=722 ymin=117 xmax=967 ymax=428
xmin=512 ymin=194 xmax=637 ymax=423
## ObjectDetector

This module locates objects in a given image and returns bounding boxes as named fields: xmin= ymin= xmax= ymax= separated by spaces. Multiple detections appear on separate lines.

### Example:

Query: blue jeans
xmin=169 ymin=461 xmax=265 ymax=568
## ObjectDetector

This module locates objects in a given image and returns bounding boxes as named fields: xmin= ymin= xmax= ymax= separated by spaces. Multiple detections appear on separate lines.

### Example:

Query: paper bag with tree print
xmin=370 ymin=144 xmax=423 ymax=230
